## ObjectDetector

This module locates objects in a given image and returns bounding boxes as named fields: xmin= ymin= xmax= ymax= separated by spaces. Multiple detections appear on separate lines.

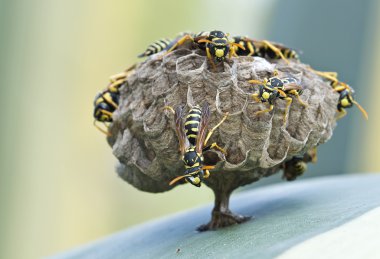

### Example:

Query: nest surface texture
xmin=108 ymin=48 xmax=338 ymax=193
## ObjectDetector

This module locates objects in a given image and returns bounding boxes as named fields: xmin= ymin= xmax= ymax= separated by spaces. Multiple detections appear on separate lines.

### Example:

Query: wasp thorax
xmin=269 ymin=77 xmax=284 ymax=88
xmin=182 ymin=148 xmax=203 ymax=168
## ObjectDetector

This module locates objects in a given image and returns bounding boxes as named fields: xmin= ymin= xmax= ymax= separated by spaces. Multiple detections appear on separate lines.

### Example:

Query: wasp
xmin=248 ymin=72 xmax=308 ymax=124
xmin=165 ymin=30 xmax=245 ymax=70
xmin=165 ymin=103 xmax=228 ymax=187
xmin=138 ymin=38 xmax=172 ymax=58
xmin=93 ymin=64 xmax=136 ymax=135
xmin=231 ymin=36 xmax=299 ymax=63
xmin=138 ymin=32 xmax=191 ymax=58
xmin=282 ymin=147 xmax=317 ymax=181
xmin=310 ymin=69 xmax=368 ymax=120
xmin=335 ymin=82 xmax=368 ymax=120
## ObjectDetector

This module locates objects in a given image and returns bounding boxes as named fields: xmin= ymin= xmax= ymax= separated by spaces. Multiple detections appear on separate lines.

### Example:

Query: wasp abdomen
xmin=93 ymin=91 xmax=119 ymax=122
xmin=138 ymin=38 xmax=172 ymax=58
xmin=184 ymin=106 xmax=202 ymax=145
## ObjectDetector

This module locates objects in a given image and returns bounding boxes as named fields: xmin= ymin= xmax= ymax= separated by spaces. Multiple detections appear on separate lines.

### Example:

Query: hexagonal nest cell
xmin=107 ymin=47 xmax=338 ymax=231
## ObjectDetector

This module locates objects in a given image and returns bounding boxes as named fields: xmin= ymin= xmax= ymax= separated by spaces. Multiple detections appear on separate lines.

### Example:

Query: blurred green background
xmin=0 ymin=0 xmax=379 ymax=258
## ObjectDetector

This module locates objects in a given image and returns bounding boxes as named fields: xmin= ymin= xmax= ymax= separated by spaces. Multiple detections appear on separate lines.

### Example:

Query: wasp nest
xmin=108 ymin=48 xmax=338 ymax=230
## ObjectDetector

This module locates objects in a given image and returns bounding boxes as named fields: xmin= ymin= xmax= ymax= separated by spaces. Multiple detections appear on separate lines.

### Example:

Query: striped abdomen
xmin=281 ymin=48 xmax=299 ymax=59
xmin=184 ymin=106 xmax=202 ymax=145
xmin=232 ymin=36 xmax=257 ymax=56
xmin=138 ymin=38 xmax=172 ymax=58
xmin=93 ymin=90 xmax=119 ymax=122
xmin=256 ymin=45 xmax=299 ymax=60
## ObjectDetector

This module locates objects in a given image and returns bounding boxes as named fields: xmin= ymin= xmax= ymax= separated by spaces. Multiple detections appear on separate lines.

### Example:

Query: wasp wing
xmin=174 ymin=106 xmax=189 ymax=155
xmin=283 ymin=83 xmax=303 ymax=91
xmin=195 ymin=103 xmax=211 ymax=154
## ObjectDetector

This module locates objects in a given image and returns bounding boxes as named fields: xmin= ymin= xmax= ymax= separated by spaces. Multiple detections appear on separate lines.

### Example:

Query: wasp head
xmin=338 ymin=89 xmax=353 ymax=110
xmin=182 ymin=148 xmax=204 ymax=187
xmin=209 ymin=30 xmax=227 ymax=39
xmin=258 ymin=86 xmax=278 ymax=103
xmin=94 ymin=103 xmax=113 ymax=122
xmin=208 ymin=39 xmax=230 ymax=62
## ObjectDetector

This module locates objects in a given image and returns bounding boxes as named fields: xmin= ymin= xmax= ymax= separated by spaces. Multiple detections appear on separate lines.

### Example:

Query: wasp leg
xmin=163 ymin=105 xmax=175 ymax=114
xmin=336 ymin=109 xmax=347 ymax=120
xmin=251 ymin=93 xmax=261 ymax=102
xmin=321 ymin=71 xmax=338 ymax=78
xmin=333 ymin=86 xmax=347 ymax=92
xmin=248 ymin=79 xmax=264 ymax=85
xmin=165 ymin=34 xmax=194 ymax=55
xmin=93 ymin=120 xmax=111 ymax=136
xmin=229 ymin=45 xmax=239 ymax=58
xmin=109 ymin=64 xmax=136 ymax=88
xmin=205 ymin=47 xmax=217 ymax=71
xmin=283 ymin=97 xmax=293 ymax=125
xmin=100 ymin=109 xmax=113 ymax=118
xmin=110 ymin=72 xmax=127 ymax=83
xmin=203 ymin=142 xmax=227 ymax=155
xmin=229 ymin=42 xmax=247 ymax=57
xmin=229 ymin=48 xmax=234 ymax=58
xmin=245 ymin=41 xmax=255 ymax=56
xmin=202 ymin=165 xmax=215 ymax=170
xmin=292 ymin=91 xmax=308 ymax=107
xmin=308 ymin=146 xmax=318 ymax=163
xmin=262 ymin=40 xmax=289 ymax=64
xmin=204 ymin=113 xmax=229 ymax=146
xmin=108 ymin=78 xmax=126 ymax=92
xmin=315 ymin=70 xmax=338 ymax=79
xmin=309 ymin=68 xmax=338 ymax=82
xmin=255 ymin=104 xmax=274 ymax=116
xmin=102 ymin=94 xmax=118 ymax=109
xmin=229 ymin=42 xmax=246 ymax=58
xmin=203 ymin=170 xmax=210 ymax=178
xmin=296 ymin=95 xmax=308 ymax=107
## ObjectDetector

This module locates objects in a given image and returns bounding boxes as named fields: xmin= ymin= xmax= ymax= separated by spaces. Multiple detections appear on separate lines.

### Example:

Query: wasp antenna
xmin=352 ymin=100 xmax=369 ymax=120
xmin=197 ymin=39 xmax=213 ymax=44
xmin=277 ymin=89 xmax=287 ymax=97
xmin=169 ymin=174 xmax=190 ymax=186
xmin=202 ymin=165 xmax=215 ymax=170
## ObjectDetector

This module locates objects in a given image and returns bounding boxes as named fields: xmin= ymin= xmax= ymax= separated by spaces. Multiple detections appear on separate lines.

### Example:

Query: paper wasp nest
xmin=107 ymin=48 xmax=337 ymax=229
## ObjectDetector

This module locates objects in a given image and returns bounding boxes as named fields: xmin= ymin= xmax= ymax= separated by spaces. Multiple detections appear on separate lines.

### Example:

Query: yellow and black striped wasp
xmin=137 ymin=32 xmax=191 ymax=58
xmin=310 ymin=69 xmax=368 ymax=120
xmin=248 ymin=72 xmax=307 ymax=124
xmin=231 ymin=36 xmax=299 ymax=63
xmin=335 ymin=82 xmax=368 ymax=120
xmin=93 ymin=64 xmax=136 ymax=135
xmin=282 ymin=147 xmax=317 ymax=181
xmin=165 ymin=30 xmax=245 ymax=70
xmin=138 ymin=38 xmax=172 ymax=58
xmin=165 ymin=103 xmax=228 ymax=187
